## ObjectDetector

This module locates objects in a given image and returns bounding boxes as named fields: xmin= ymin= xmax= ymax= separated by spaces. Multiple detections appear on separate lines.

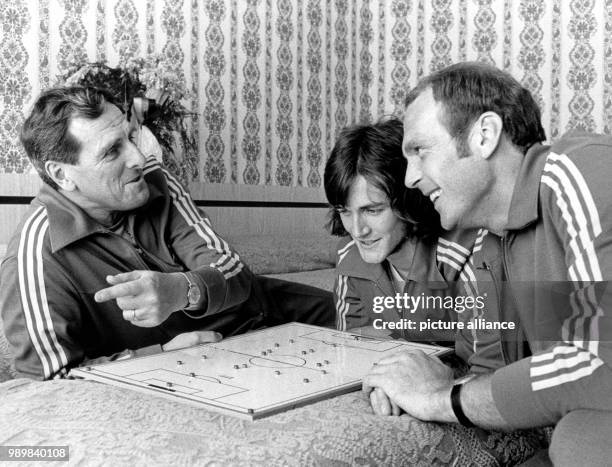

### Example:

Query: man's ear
xmin=468 ymin=111 xmax=503 ymax=160
xmin=45 ymin=161 xmax=76 ymax=191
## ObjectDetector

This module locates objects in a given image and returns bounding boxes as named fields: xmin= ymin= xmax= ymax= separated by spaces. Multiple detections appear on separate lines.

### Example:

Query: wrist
xmin=173 ymin=272 xmax=189 ymax=310
xmin=431 ymin=385 xmax=456 ymax=423
xmin=179 ymin=271 xmax=201 ymax=310
xmin=450 ymin=383 xmax=476 ymax=427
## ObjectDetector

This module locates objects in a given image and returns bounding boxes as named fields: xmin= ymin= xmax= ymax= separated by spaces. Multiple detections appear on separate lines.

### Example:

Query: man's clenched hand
xmin=94 ymin=270 xmax=189 ymax=327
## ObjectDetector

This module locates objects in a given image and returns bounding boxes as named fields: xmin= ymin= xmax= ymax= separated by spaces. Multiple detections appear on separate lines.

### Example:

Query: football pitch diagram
xmin=71 ymin=323 xmax=450 ymax=419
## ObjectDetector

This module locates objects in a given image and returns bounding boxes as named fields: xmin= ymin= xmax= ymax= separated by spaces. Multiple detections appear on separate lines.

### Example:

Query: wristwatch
xmin=180 ymin=272 xmax=201 ymax=309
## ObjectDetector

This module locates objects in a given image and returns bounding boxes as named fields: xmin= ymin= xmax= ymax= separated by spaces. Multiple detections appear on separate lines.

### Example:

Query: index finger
xmin=362 ymin=373 xmax=391 ymax=395
xmin=373 ymin=349 xmax=427 ymax=366
xmin=94 ymin=281 xmax=139 ymax=303
xmin=105 ymin=271 xmax=142 ymax=285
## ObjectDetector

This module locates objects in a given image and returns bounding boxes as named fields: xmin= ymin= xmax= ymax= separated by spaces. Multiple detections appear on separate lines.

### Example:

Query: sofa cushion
xmin=0 ymin=311 xmax=17 ymax=382
xmin=225 ymin=233 xmax=337 ymax=275
xmin=266 ymin=268 xmax=335 ymax=292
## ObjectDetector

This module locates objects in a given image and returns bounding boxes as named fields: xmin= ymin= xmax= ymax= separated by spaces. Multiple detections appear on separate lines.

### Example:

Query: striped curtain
xmin=1 ymin=0 xmax=610 ymax=188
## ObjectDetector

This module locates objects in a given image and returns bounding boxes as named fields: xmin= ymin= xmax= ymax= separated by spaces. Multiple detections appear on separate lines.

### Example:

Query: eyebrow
xmin=338 ymin=201 xmax=387 ymax=211
xmin=99 ymin=137 xmax=122 ymax=157
xmin=403 ymin=136 xmax=424 ymax=149
xmin=99 ymin=120 xmax=130 ymax=157
xmin=360 ymin=202 xmax=386 ymax=209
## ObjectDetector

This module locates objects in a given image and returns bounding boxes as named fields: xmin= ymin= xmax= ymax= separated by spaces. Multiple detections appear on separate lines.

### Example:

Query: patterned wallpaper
xmin=1 ymin=0 xmax=612 ymax=188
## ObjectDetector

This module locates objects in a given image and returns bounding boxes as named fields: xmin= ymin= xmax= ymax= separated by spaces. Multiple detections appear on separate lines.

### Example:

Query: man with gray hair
xmin=0 ymin=86 xmax=333 ymax=380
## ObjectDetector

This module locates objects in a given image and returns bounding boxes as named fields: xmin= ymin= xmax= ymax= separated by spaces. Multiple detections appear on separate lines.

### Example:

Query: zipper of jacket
xmin=126 ymin=229 xmax=175 ymax=273
xmin=476 ymin=261 xmax=509 ymax=364
xmin=500 ymin=234 xmax=523 ymax=361
xmin=500 ymin=236 xmax=511 ymax=285
xmin=103 ymin=229 xmax=171 ymax=273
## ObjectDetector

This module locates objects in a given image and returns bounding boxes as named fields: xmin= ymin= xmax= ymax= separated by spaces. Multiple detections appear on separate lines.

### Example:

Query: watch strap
xmin=450 ymin=383 xmax=476 ymax=428
xmin=179 ymin=272 xmax=200 ymax=309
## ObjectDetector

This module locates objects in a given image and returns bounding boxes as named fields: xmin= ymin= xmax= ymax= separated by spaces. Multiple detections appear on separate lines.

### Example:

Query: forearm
xmin=490 ymin=348 xmax=612 ymax=428
xmin=188 ymin=265 xmax=252 ymax=316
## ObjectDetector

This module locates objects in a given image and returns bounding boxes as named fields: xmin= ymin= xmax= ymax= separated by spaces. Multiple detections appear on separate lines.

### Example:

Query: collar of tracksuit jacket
xmin=335 ymin=235 xmax=448 ymax=293
xmin=34 ymin=178 xmax=165 ymax=254
xmin=504 ymin=142 xmax=550 ymax=233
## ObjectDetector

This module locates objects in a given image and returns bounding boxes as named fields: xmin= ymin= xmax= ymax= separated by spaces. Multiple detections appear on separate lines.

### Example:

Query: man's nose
xmin=126 ymin=140 xmax=146 ymax=168
xmin=352 ymin=214 xmax=370 ymax=237
xmin=404 ymin=155 xmax=423 ymax=189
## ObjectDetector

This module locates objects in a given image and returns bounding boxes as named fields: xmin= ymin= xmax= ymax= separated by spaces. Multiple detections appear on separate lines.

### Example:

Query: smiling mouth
xmin=126 ymin=174 xmax=143 ymax=184
xmin=358 ymin=239 xmax=380 ymax=247
xmin=429 ymin=189 xmax=441 ymax=203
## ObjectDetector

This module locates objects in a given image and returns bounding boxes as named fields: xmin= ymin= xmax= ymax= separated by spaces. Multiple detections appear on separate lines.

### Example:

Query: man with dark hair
xmin=325 ymin=118 xmax=441 ymax=240
xmin=0 ymin=86 xmax=333 ymax=380
xmin=363 ymin=62 xmax=612 ymax=465
xmin=325 ymin=118 xmax=456 ymax=339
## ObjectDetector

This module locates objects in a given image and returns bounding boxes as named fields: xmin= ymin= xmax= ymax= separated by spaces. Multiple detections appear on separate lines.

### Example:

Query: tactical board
xmin=70 ymin=323 xmax=451 ymax=420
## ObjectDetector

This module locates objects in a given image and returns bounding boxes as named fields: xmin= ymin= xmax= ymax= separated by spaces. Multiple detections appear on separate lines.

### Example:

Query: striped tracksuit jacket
xmin=484 ymin=133 xmax=612 ymax=427
xmin=0 ymin=157 xmax=252 ymax=380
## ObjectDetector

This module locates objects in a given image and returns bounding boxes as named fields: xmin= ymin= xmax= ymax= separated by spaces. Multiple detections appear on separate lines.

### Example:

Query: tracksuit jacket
xmin=0 ymin=157 xmax=254 ymax=380
xmin=476 ymin=133 xmax=612 ymax=428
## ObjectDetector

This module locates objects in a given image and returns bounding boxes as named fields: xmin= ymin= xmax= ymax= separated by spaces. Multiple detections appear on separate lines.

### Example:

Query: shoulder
xmin=550 ymin=131 xmax=612 ymax=159
xmin=335 ymin=237 xmax=356 ymax=262
xmin=143 ymin=156 xmax=167 ymax=189
xmin=4 ymin=204 xmax=51 ymax=263
xmin=7 ymin=203 xmax=49 ymax=256
xmin=334 ymin=237 xmax=369 ymax=276
xmin=541 ymin=133 xmax=612 ymax=216
xmin=438 ymin=229 xmax=478 ymax=255
xmin=436 ymin=229 xmax=478 ymax=269
xmin=545 ymin=132 xmax=612 ymax=183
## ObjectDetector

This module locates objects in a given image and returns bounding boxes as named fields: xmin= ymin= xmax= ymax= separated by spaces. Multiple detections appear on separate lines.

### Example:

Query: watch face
xmin=188 ymin=284 xmax=201 ymax=305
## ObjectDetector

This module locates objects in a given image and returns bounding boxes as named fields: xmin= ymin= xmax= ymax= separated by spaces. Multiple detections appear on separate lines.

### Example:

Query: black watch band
xmin=450 ymin=383 xmax=476 ymax=428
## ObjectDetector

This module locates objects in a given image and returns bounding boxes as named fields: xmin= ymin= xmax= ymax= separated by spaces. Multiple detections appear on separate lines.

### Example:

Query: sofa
xmin=0 ymin=233 xmax=549 ymax=466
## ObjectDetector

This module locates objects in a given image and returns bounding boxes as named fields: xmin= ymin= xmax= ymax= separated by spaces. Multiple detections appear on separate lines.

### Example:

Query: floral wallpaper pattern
xmin=1 ymin=0 xmax=612 ymax=188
